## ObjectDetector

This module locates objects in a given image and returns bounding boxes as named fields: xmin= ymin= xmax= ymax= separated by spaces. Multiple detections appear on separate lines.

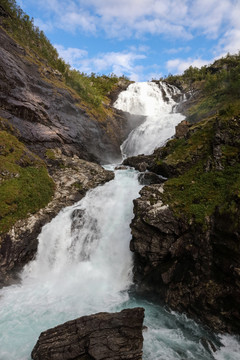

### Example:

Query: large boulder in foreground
xmin=31 ymin=308 xmax=144 ymax=360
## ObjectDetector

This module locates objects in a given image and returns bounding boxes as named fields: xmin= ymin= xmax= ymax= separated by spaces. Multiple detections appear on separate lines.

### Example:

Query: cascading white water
xmin=114 ymin=81 xmax=185 ymax=157
xmin=0 ymin=82 xmax=239 ymax=360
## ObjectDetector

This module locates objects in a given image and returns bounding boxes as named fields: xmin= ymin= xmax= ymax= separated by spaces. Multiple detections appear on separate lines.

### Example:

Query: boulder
xmin=31 ymin=308 xmax=144 ymax=360
xmin=137 ymin=172 xmax=166 ymax=185
xmin=175 ymin=120 xmax=190 ymax=139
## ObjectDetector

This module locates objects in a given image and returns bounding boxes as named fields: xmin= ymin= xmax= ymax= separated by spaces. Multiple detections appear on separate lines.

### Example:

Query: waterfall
xmin=0 ymin=82 xmax=239 ymax=360
xmin=114 ymin=81 xmax=185 ymax=157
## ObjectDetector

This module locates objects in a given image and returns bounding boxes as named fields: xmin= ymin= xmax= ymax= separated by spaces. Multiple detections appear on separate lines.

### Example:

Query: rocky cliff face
xmin=128 ymin=116 xmax=240 ymax=334
xmin=0 ymin=27 xmax=133 ymax=164
xmin=131 ymin=184 xmax=240 ymax=334
xmin=32 ymin=308 xmax=144 ymax=360
xmin=0 ymin=148 xmax=114 ymax=287
xmin=0 ymin=23 xmax=144 ymax=286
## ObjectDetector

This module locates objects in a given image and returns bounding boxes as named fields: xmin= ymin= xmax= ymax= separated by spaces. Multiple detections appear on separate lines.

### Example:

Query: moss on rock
xmin=0 ymin=127 xmax=54 ymax=234
xmin=154 ymin=115 xmax=240 ymax=226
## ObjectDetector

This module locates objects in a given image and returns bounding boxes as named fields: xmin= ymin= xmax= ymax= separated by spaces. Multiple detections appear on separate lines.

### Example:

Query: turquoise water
xmin=0 ymin=82 xmax=239 ymax=359
xmin=0 ymin=169 xmax=239 ymax=360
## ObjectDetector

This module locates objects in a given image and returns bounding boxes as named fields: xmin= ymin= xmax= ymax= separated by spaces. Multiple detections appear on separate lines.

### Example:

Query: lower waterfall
xmin=0 ymin=82 xmax=239 ymax=360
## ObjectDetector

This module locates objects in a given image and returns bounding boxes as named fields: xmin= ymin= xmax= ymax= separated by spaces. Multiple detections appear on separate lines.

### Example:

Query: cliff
xmin=0 ymin=26 xmax=130 ymax=164
xmin=126 ymin=113 xmax=240 ymax=334
xmin=0 ymin=4 xmax=143 ymax=285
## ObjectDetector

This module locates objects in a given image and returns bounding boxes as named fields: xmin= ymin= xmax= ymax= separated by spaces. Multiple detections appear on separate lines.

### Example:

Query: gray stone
xmin=31 ymin=308 xmax=144 ymax=360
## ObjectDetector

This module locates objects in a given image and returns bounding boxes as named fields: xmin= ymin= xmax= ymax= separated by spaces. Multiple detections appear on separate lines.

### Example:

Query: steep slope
xmin=0 ymin=26 xmax=130 ymax=164
xmin=0 ymin=4 xmax=141 ymax=286
xmin=126 ymin=111 xmax=240 ymax=334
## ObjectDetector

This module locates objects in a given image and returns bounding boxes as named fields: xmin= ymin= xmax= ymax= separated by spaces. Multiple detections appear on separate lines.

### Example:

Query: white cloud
xmin=222 ymin=29 xmax=240 ymax=54
xmin=79 ymin=51 xmax=146 ymax=80
xmin=34 ymin=18 xmax=53 ymax=32
xmin=31 ymin=0 xmax=238 ymax=42
xmin=166 ymin=57 xmax=211 ymax=74
xmin=54 ymin=45 xmax=88 ymax=66
xmin=25 ymin=0 xmax=240 ymax=76
xmin=188 ymin=0 xmax=232 ymax=38
xmin=54 ymin=45 xmax=147 ymax=80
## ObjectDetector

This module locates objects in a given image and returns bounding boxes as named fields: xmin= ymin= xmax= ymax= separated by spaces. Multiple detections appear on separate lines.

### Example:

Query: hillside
xmin=0 ymin=1 xmax=138 ymax=285
xmin=124 ymin=55 xmax=240 ymax=333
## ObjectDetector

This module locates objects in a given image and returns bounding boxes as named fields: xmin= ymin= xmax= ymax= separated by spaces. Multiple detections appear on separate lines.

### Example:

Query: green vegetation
xmin=157 ymin=116 xmax=240 ymax=226
xmin=162 ymin=119 xmax=214 ymax=167
xmin=1 ymin=0 xmax=129 ymax=110
xmin=164 ymin=53 xmax=240 ymax=123
xmin=0 ymin=124 xmax=54 ymax=234
xmin=155 ymin=53 xmax=240 ymax=227
xmin=164 ymin=162 xmax=240 ymax=226
xmin=45 ymin=149 xmax=56 ymax=161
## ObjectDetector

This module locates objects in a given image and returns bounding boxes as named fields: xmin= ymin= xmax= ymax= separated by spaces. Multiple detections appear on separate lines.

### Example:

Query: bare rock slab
xmin=31 ymin=308 xmax=144 ymax=360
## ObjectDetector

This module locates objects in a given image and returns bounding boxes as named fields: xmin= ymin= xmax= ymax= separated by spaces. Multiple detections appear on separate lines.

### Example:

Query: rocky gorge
xmin=1 ymin=1 xmax=240 ymax=359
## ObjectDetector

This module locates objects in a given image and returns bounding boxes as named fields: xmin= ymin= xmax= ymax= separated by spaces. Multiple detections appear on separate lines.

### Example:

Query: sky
xmin=19 ymin=0 xmax=240 ymax=81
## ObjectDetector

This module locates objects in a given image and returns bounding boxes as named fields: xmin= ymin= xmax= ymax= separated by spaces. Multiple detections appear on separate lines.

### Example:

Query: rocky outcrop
xmin=175 ymin=120 xmax=191 ymax=139
xmin=130 ymin=184 xmax=240 ymax=334
xmin=0 ymin=27 xmax=135 ymax=164
xmin=31 ymin=308 xmax=144 ymax=360
xmin=0 ymin=149 xmax=114 ymax=287
xmin=129 ymin=115 xmax=240 ymax=334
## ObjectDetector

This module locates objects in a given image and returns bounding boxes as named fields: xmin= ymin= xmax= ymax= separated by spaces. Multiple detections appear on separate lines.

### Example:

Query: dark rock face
xmin=0 ymin=150 xmax=114 ymax=287
xmin=0 ymin=27 xmax=132 ymax=164
xmin=130 ymin=184 xmax=240 ymax=334
xmin=123 ymin=154 xmax=155 ymax=172
xmin=137 ymin=172 xmax=166 ymax=185
xmin=175 ymin=120 xmax=191 ymax=139
xmin=31 ymin=308 xmax=144 ymax=360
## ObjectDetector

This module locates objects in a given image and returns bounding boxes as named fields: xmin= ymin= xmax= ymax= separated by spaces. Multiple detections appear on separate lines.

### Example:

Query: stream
xmin=0 ymin=82 xmax=239 ymax=360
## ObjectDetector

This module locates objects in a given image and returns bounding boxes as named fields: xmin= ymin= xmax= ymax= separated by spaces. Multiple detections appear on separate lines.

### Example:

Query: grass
xmin=155 ymin=114 xmax=240 ymax=227
xmin=163 ymin=163 xmax=240 ymax=225
xmin=1 ymin=0 xmax=130 ymax=115
xmin=0 ymin=128 xmax=54 ymax=234
xmin=154 ymin=118 xmax=214 ymax=171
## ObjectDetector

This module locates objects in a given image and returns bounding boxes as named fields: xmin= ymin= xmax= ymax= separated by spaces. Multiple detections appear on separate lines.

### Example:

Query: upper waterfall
xmin=114 ymin=81 xmax=185 ymax=158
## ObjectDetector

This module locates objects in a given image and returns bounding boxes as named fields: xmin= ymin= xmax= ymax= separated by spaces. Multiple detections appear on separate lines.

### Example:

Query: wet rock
xmin=31 ymin=308 xmax=144 ymax=360
xmin=115 ymin=165 xmax=128 ymax=170
xmin=138 ymin=172 xmax=166 ymax=185
xmin=0 ymin=150 xmax=114 ymax=287
xmin=123 ymin=155 xmax=155 ymax=172
xmin=130 ymin=184 xmax=240 ymax=334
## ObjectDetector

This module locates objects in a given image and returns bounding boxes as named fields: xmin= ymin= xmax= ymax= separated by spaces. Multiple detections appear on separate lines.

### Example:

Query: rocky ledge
xmin=0 ymin=149 xmax=114 ymax=287
xmin=130 ymin=184 xmax=240 ymax=334
xmin=32 ymin=308 xmax=144 ymax=360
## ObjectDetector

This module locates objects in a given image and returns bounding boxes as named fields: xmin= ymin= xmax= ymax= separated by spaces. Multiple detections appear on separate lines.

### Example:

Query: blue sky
xmin=19 ymin=0 xmax=240 ymax=81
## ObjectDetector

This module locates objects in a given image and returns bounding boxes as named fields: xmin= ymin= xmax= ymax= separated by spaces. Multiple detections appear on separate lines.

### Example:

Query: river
xmin=0 ymin=82 xmax=239 ymax=360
